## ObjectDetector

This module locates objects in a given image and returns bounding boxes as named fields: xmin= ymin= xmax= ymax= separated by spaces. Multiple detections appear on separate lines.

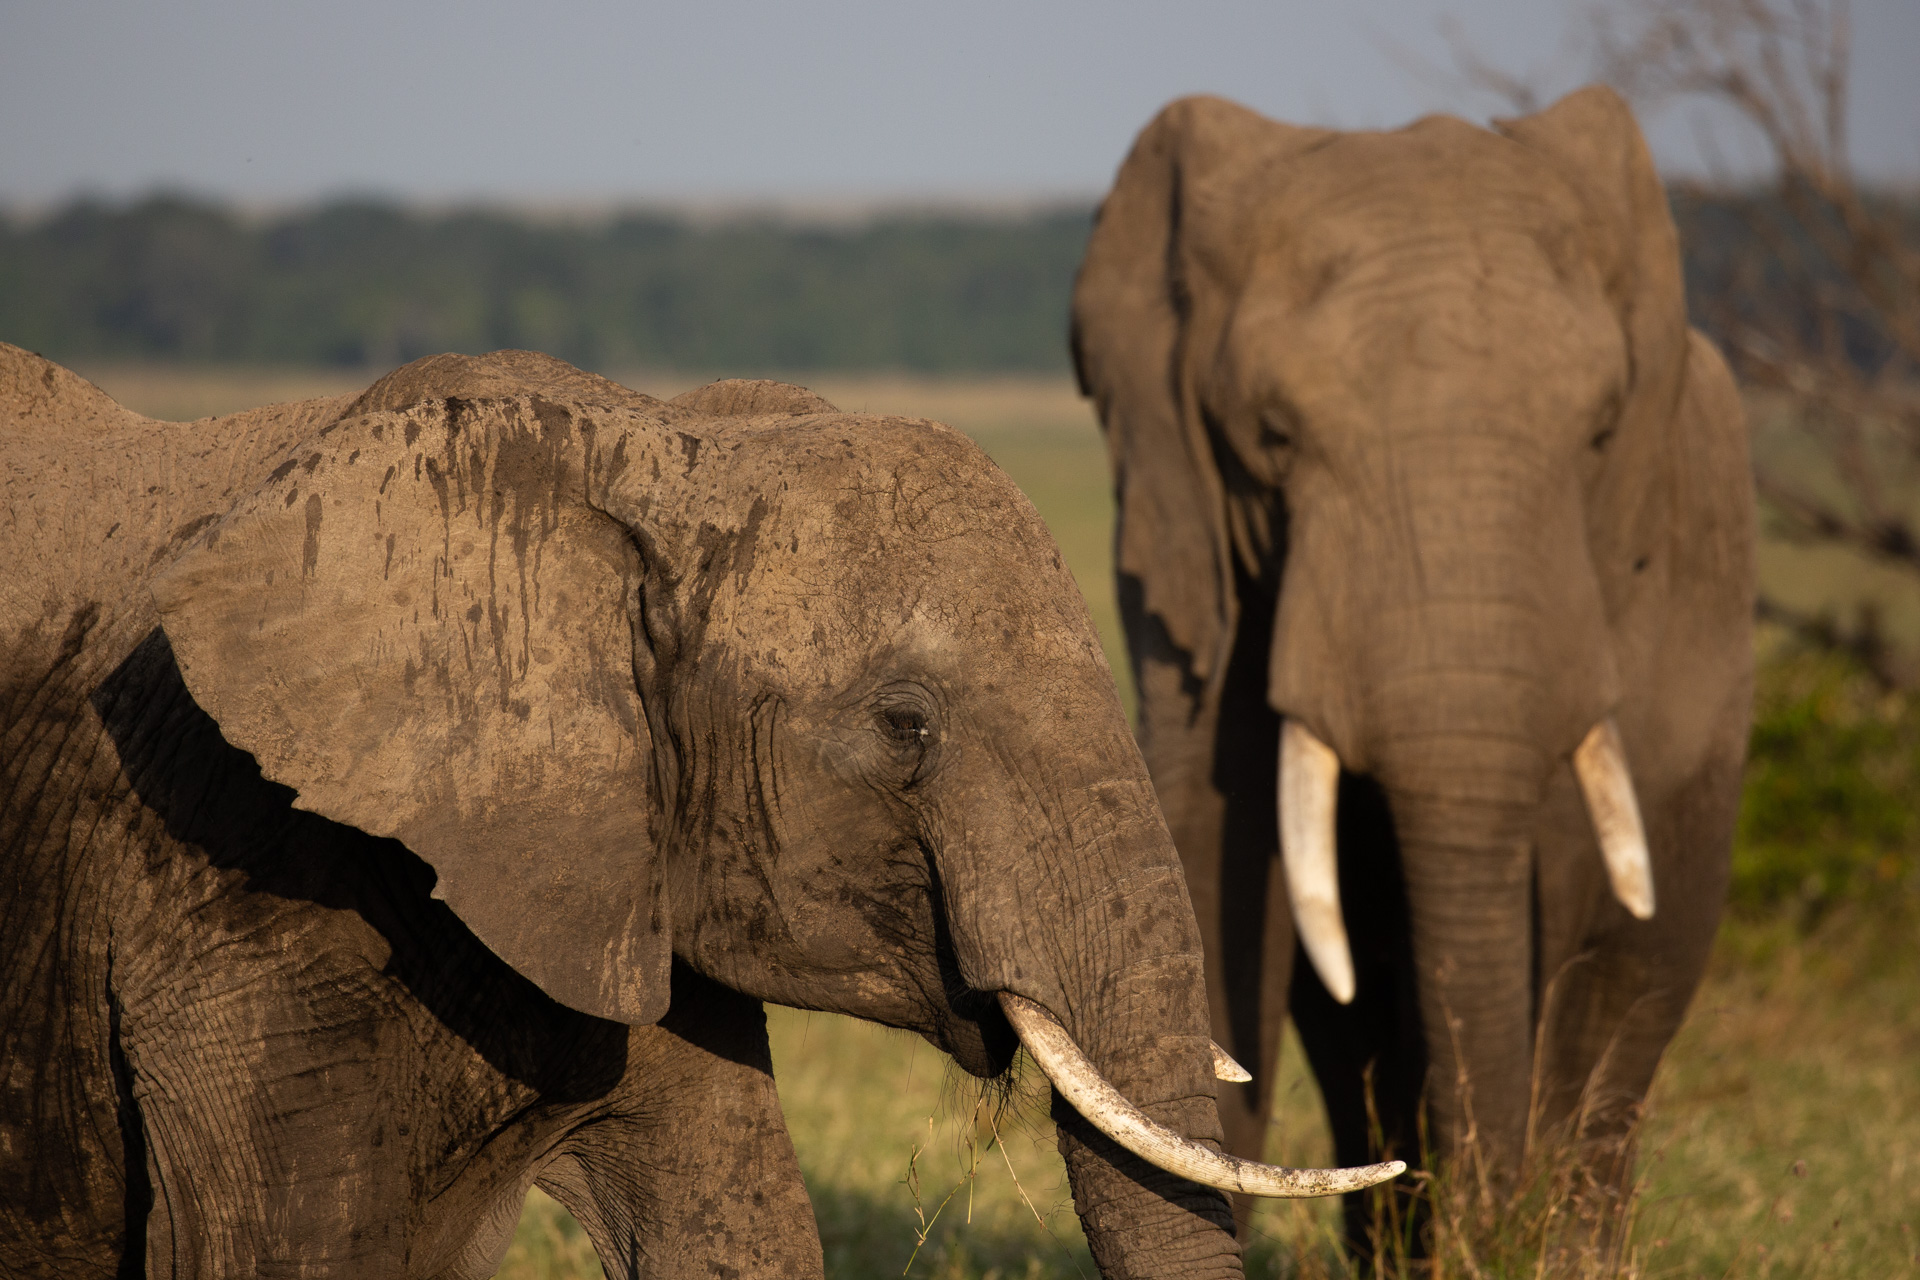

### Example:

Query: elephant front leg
xmin=537 ymin=964 xmax=823 ymax=1280
xmin=1131 ymin=611 xmax=1302 ymax=1245
xmin=1132 ymin=638 xmax=1293 ymax=1167
xmin=1531 ymin=756 xmax=1736 ymax=1216
xmin=1288 ymin=773 xmax=1426 ymax=1262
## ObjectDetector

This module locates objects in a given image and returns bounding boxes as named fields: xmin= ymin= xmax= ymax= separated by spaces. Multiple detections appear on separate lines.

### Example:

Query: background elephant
xmin=1071 ymin=86 xmax=1755 ymax=1234
xmin=0 ymin=346 xmax=1390 ymax=1278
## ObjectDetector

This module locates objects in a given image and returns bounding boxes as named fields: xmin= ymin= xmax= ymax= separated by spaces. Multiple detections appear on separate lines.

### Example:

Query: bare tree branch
xmin=1602 ymin=0 xmax=1920 ymax=680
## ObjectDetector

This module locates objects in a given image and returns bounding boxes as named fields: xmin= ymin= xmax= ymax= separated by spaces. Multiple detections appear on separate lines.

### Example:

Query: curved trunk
xmin=946 ymin=681 xmax=1396 ymax=1274
xmin=944 ymin=769 xmax=1245 ymax=1278
xmin=1043 ymin=935 xmax=1242 ymax=1280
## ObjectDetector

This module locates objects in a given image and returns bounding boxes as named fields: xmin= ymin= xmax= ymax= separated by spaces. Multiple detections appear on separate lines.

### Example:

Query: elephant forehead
xmin=1262 ymin=122 xmax=1591 ymax=244
xmin=702 ymin=416 xmax=1103 ymax=676
xmin=729 ymin=514 xmax=1085 ymax=656
xmin=719 ymin=419 xmax=1051 ymax=579
xmin=1227 ymin=245 xmax=1626 ymax=419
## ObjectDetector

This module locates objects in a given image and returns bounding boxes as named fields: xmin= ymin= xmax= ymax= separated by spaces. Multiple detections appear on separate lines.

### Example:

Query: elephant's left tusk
xmin=1210 ymin=1041 xmax=1253 ymax=1083
xmin=1279 ymin=719 xmax=1356 ymax=1004
xmin=999 ymin=992 xmax=1404 ymax=1198
xmin=1572 ymin=718 xmax=1656 ymax=920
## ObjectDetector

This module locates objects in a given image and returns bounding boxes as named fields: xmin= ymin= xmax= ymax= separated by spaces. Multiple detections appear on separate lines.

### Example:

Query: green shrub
xmin=1733 ymin=647 xmax=1920 ymax=919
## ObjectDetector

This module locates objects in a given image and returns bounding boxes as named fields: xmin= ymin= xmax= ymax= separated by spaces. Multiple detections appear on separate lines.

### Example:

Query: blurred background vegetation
xmin=0 ymin=198 xmax=1090 ymax=373
xmin=2 ymin=189 xmax=1905 ymax=378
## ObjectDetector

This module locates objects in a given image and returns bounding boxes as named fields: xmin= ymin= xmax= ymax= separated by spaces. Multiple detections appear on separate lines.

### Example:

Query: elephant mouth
xmin=920 ymin=852 xmax=1021 ymax=1078
xmin=997 ymin=993 xmax=1404 ymax=1198
xmin=936 ymin=986 xmax=1021 ymax=1078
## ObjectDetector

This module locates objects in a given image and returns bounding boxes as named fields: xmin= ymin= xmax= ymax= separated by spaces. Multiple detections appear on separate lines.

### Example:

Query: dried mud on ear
xmin=152 ymin=395 xmax=671 ymax=1026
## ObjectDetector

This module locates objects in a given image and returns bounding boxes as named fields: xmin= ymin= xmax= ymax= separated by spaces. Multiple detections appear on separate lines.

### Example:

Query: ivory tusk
xmin=1210 ymin=1041 xmax=1253 ymax=1083
xmin=999 ymin=993 xmax=1404 ymax=1198
xmin=1572 ymin=718 xmax=1656 ymax=920
xmin=1279 ymin=719 xmax=1356 ymax=1004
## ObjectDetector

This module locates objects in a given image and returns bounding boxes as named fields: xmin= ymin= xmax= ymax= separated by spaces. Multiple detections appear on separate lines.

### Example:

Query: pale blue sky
xmin=2 ymin=0 xmax=1914 ymax=209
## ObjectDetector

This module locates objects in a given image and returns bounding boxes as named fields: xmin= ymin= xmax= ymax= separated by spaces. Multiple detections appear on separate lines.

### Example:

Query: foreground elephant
xmin=0 ymin=346 xmax=1396 ymax=1278
xmin=1072 ymin=86 xmax=1754 ymax=1227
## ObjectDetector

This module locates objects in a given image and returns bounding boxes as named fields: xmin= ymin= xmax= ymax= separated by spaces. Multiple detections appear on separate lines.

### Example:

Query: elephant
xmin=1071 ymin=85 xmax=1755 ymax=1238
xmin=0 ymin=344 xmax=1397 ymax=1279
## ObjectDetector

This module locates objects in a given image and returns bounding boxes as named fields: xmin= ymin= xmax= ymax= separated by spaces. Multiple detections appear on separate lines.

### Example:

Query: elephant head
xmin=146 ymin=350 xmax=1395 ymax=1276
xmin=1073 ymin=86 xmax=1755 ymax=1180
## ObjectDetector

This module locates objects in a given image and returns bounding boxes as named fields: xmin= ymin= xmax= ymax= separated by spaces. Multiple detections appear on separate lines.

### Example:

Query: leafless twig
xmin=1601 ymin=0 xmax=1920 ymax=680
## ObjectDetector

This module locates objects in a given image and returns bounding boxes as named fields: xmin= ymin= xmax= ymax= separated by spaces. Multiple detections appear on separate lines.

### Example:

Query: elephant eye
xmin=869 ymin=685 xmax=941 ymax=780
xmin=875 ymin=702 xmax=935 ymax=756
xmin=881 ymin=706 xmax=930 ymax=743
xmin=1259 ymin=408 xmax=1297 ymax=449
xmin=1589 ymin=391 xmax=1624 ymax=452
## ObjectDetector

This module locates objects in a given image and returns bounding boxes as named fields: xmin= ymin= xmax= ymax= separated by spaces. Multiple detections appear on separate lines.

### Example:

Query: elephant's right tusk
xmin=1572 ymin=718 xmax=1656 ymax=920
xmin=1279 ymin=719 xmax=1356 ymax=1004
xmin=999 ymin=992 xmax=1404 ymax=1198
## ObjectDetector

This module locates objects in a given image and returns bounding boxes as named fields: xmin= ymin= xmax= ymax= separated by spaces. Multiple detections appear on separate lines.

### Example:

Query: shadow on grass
xmin=810 ymin=1181 xmax=1096 ymax=1280
xmin=494 ymin=1183 xmax=1096 ymax=1280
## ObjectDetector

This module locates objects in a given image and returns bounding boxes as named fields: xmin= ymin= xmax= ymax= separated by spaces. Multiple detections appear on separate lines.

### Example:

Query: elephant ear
xmin=1496 ymin=86 xmax=1692 ymax=605
xmin=1073 ymin=96 xmax=1325 ymax=687
xmin=151 ymin=392 xmax=671 ymax=1025
xmin=1495 ymin=87 xmax=1689 ymax=437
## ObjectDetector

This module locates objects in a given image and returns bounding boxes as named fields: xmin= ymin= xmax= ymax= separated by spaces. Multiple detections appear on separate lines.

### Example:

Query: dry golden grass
xmin=66 ymin=362 xmax=376 ymax=423
xmin=504 ymin=922 xmax=1920 ymax=1280
xmin=70 ymin=362 xmax=1095 ymax=436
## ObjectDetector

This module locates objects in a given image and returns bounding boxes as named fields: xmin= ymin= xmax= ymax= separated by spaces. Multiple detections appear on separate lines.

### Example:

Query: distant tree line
xmin=0 ymin=195 xmax=1094 ymax=373
xmin=0 ymin=190 xmax=1908 ymax=374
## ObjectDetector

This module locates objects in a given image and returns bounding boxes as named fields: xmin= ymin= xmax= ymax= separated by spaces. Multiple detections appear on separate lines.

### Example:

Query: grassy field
xmin=73 ymin=363 xmax=1920 ymax=1278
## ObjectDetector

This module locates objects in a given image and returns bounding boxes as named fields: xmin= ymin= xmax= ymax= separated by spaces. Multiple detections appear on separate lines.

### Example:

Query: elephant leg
xmin=1289 ymin=774 xmax=1425 ymax=1263
xmin=1532 ymin=755 xmax=1736 ymax=1209
xmin=0 ymin=857 xmax=139 ymax=1279
xmin=537 ymin=964 xmax=823 ymax=1280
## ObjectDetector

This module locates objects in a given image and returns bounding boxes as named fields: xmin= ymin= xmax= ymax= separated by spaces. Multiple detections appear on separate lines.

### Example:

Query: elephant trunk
xmin=1042 ymin=943 xmax=1245 ymax=1280
xmin=1386 ymin=778 xmax=1538 ymax=1169
xmin=1281 ymin=662 xmax=1550 ymax=1170
xmin=945 ymin=754 xmax=1397 ymax=1277
xmin=939 ymin=759 xmax=1244 ymax=1277
xmin=1375 ymin=660 xmax=1546 ymax=1168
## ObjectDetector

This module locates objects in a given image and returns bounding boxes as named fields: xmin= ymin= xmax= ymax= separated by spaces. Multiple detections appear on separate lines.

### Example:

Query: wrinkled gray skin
xmin=0 ymin=347 xmax=1241 ymax=1278
xmin=1073 ymin=87 xmax=1755 ymax=1238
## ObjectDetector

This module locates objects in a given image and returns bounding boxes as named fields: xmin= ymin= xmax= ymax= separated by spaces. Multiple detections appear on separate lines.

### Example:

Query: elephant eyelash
xmin=1590 ymin=426 xmax=1617 ymax=452
xmin=877 ymin=705 xmax=932 ymax=746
